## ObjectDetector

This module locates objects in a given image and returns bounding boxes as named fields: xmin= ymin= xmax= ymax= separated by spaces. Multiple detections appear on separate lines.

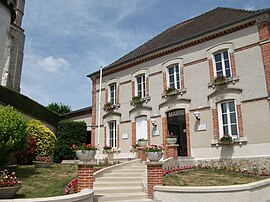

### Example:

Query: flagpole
xmin=97 ymin=66 xmax=103 ymax=165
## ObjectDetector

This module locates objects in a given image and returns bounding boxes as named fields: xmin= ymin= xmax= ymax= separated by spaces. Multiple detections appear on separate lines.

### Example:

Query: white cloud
xmin=243 ymin=2 xmax=256 ymax=10
xmin=36 ymin=56 xmax=70 ymax=72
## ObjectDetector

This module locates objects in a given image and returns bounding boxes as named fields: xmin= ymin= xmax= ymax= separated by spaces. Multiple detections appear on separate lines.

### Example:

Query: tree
xmin=0 ymin=106 xmax=27 ymax=167
xmin=47 ymin=102 xmax=71 ymax=115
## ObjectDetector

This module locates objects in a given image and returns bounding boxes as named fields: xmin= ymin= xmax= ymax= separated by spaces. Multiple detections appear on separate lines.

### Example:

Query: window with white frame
xmin=136 ymin=116 xmax=147 ymax=141
xmin=217 ymin=100 xmax=238 ymax=138
xmin=214 ymin=50 xmax=231 ymax=77
xmin=109 ymin=83 xmax=116 ymax=104
xmin=167 ymin=64 xmax=181 ymax=90
xmin=135 ymin=75 xmax=146 ymax=98
xmin=108 ymin=121 xmax=117 ymax=148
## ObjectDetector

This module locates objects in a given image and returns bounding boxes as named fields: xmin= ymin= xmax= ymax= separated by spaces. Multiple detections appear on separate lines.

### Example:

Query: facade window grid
xmin=214 ymin=50 xmax=231 ymax=77
xmin=109 ymin=83 xmax=116 ymax=104
xmin=136 ymin=75 xmax=146 ymax=98
xmin=167 ymin=64 xmax=181 ymax=89
xmin=108 ymin=121 xmax=117 ymax=148
xmin=217 ymin=100 xmax=239 ymax=138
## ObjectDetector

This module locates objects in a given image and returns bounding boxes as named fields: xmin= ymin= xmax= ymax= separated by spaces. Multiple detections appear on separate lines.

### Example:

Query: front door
xmin=167 ymin=109 xmax=187 ymax=156
xmin=136 ymin=116 xmax=148 ymax=141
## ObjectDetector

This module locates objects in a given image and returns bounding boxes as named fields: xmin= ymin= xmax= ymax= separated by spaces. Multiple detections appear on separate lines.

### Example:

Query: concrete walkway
xmin=93 ymin=160 xmax=153 ymax=202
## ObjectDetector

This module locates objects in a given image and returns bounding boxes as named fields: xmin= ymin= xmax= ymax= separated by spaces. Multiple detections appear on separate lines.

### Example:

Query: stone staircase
xmin=94 ymin=160 xmax=153 ymax=202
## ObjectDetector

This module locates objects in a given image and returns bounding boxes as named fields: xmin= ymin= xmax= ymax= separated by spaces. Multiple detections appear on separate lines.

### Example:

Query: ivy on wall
xmin=0 ymin=85 xmax=60 ymax=126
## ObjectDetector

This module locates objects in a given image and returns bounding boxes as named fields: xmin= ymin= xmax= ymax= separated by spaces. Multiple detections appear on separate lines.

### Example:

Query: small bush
xmin=0 ymin=106 xmax=27 ymax=167
xmin=54 ymin=121 xmax=87 ymax=163
xmin=15 ymin=136 xmax=36 ymax=165
xmin=27 ymin=120 xmax=57 ymax=158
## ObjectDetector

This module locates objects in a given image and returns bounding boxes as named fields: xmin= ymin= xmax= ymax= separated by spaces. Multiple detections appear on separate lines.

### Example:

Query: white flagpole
xmin=97 ymin=66 xmax=103 ymax=165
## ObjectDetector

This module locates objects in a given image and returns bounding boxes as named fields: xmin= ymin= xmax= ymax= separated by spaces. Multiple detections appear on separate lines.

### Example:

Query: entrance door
xmin=136 ymin=116 xmax=148 ymax=141
xmin=167 ymin=109 xmax=187 ymax=156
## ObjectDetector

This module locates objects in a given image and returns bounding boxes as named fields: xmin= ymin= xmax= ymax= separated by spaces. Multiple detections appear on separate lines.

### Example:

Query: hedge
xmin=54 ymin=120 xmax=87 ymax=163
xmin=0 ymin=85 xmax=60 ymax=126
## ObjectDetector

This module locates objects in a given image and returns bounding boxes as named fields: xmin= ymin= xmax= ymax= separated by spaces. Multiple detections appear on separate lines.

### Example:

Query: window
xmin=109 ymin=83 xmax=116 ymax=104
xmin=167 ymin=64 xmax=181 ymax=90
xmin=108 ymin=121 xmax=117 ymax=148
xmin=135 ymin=75 xmax=146 ymax=98
xmin=214 ymin=50 xmax=231 ymax=77
xmin=217 ymin=101 xmax=238 ymax=138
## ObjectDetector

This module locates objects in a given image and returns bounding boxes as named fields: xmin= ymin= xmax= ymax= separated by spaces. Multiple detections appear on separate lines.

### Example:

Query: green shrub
xmin=27 ymin=120 xmax=57 ymax=158
xmin=55 ymin=121 xmax=87 ymax=163
xmin=0 ymin=106 xmax=27 ymax=167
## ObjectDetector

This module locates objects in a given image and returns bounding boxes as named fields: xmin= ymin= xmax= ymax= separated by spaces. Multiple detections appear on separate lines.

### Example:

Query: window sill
xmin=162 ymin=88 xmax=187 ymax=99
xmin=211 ymin=136 xmax=247 ymax=147
xmin=130 ymin=96 xmax=151 ymax=105
xmin=208 ymin=76 xmax=240 ymax=88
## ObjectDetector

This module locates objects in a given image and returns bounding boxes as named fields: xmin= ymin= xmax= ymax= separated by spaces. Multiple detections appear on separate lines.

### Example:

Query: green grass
xmin=164 ymin=168 xmax=269 ymax=186
xmin=7 ymin=164 xmax=77 ymax=198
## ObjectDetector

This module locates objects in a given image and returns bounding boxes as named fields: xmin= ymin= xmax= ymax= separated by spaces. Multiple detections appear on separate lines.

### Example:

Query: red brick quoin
xmin=77 ymin=163 xmax=95 ymax=191
xmin=146 ymin=162 xmax=163 ymax=199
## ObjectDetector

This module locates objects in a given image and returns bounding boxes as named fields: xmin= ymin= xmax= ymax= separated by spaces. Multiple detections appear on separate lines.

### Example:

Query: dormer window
xmin=214 ymin=50 xmax=231 ymax=77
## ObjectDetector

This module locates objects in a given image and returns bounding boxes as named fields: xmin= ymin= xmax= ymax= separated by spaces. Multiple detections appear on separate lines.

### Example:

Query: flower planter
xmin=0 ymin=185 xmax=21 ymax=199
xmin=76 ymin=150 xmax=96 ymax=162
xmin=166 ymin=137 xmax=177 ymax=145
xmin=146 ymin=151 xmax=163 ymax=162
xmin=33 ymin=161 xmax=53 ymax=168
xmin=137 ymin=140 xmax=147 ymax=147
xmin=107 ymin=152 xmax=114 ymax=161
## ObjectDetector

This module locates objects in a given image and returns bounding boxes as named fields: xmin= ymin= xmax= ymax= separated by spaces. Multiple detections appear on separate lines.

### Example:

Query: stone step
xmin=94 ymin=181 xmax=142 ymax=187
xmin=95 ymin=176 xmax=142 ymax=182
xmin=122 ymin=166 xmax=146 ymax=169
xmin=119 ymin=199 xmax=153 ymax=202
xmin=94 ymin=186 xmax=143 ymax=194
xmin=102 ymin=173 xmax=142 ymax=177
xmin=111 ymin=169 xmax=145 ymax=173
xmin=96 ymin=192 xmax=148 ymax=202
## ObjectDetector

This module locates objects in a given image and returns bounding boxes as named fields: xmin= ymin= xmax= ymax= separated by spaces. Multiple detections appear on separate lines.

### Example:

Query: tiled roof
xmin=88 ymin=7 xmax=269 ymax=77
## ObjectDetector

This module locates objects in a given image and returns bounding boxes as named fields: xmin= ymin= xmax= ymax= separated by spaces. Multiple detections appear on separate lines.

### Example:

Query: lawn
xmin=8 ymin=164 xmax=77 ymax=198
xmin=164 ymin=168 xmax=269 ymax=186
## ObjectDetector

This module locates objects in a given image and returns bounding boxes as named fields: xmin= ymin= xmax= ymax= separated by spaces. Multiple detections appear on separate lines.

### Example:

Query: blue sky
xmin=20 ymin=0 xmax=269 ymax=110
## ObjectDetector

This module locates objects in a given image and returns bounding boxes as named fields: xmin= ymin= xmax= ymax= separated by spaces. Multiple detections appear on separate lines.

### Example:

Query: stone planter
xmin=146 ymin=151 xmax=163 ymax=162
xmin=0 ymin=185 xmax=21 ymax=199
xmin=76 ymin=150 xmax=96 ymax=162
xmin=107 ymin=152 xmax=114 ymax=161
xmin=166 ymin=137 xmax=177 ymax=145
xmin=33 ymin=161 xmax=53 ymax=168
xmin=137 ymin=140 xmax=147 ymax=147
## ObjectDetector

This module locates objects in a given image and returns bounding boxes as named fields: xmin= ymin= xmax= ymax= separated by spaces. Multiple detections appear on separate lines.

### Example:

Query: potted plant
xmin=0 ymin=170 xmax=21 ymax=199
xmin=130 ymin=144 xmax=137 ymax=153
xmin=132 ymin=96 xmax=143 ymax=104
xmin=165 ymin=87 xmax=178 ymax=96
xmin=103 ymin=146 xmax=114 ymax=161
xmin=137 ymin=138 xmax=147 ymax=147
xmin=104 ymin=102 xmax=115 ymax=111
xmin=213 ymin=74 xmax=228 ymax=85
xmin=219 ymin=135 xmax=234 ymax=147
xmin=144 ymin=144 xmax=164 ymax=162
xmin=33 ymin=153 xmax=53 ymax=168
xmin=166 ymin=133 xmax=177 ymax=144
xmin=72 ymin=143 xmax=98 ymax=162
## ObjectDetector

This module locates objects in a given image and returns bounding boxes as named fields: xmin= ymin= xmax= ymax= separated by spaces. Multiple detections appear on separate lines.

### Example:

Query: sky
xmin=20 ymin=0 xmax=270 ymax=111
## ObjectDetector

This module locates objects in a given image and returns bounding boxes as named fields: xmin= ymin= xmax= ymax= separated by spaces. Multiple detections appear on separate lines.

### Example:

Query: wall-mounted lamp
xmin=193 ymin=111 xmax=200 ymax=121
xmin=151 ymin=118 xmax=157 ymax=126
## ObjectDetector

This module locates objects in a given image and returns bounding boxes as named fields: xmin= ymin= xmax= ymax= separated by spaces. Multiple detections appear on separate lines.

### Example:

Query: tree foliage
xmin=54 ymin=120 xmax=87 ymax=163
xmin=27 ymin=120 xmax=57 ymax=158
xmin=47 ymin=102 xmax=71 ymax=116
xmin=0 ymin=106 xmax=27 ymax=167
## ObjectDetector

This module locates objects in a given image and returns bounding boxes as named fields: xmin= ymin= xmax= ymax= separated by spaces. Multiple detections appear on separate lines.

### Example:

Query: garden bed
xmin=164 ymin=168 xmax=269 ymax=186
